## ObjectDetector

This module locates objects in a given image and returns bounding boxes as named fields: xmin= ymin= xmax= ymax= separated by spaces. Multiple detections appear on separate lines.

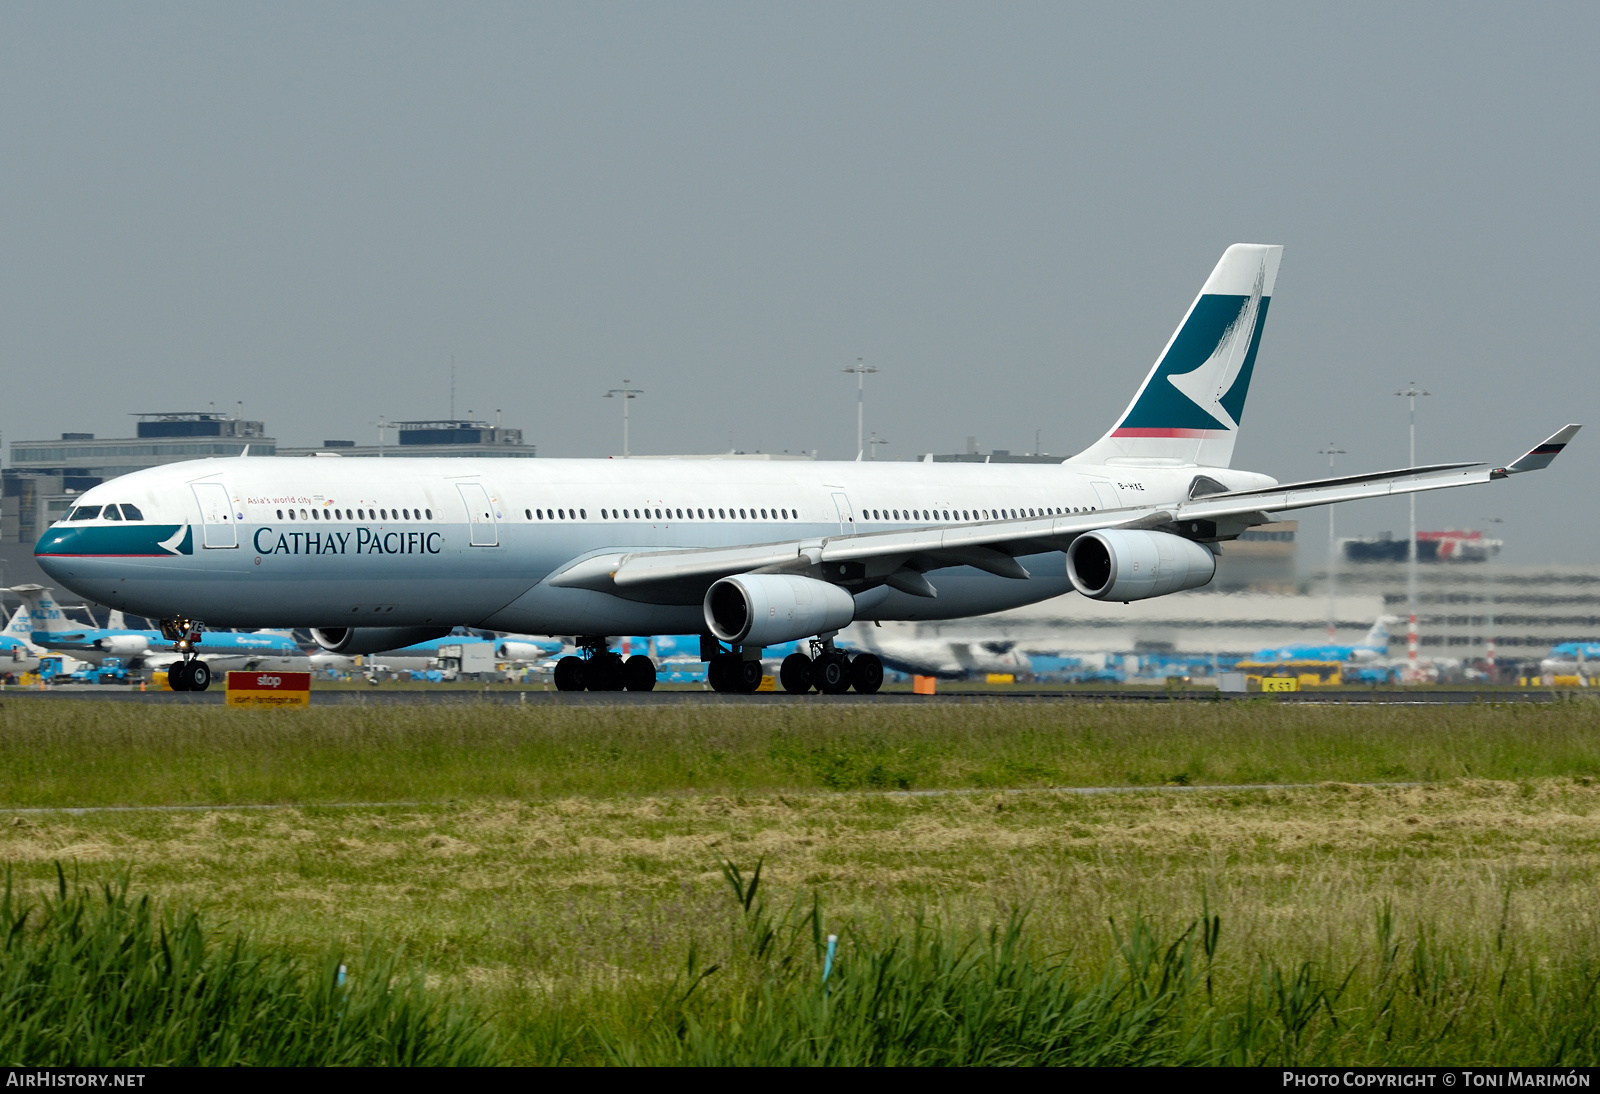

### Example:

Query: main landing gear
xmin=707 ymin=653 xmax=765 ymax=693
xmin=704 ymin=638 xmax=882 ymax=695
xmin=777 ymin=641 xmax=882 ymax=695
xmin=159 ymin=617 xmax=211 ymax=692
xmin=553 ymin=638 xmax=657 ymax=693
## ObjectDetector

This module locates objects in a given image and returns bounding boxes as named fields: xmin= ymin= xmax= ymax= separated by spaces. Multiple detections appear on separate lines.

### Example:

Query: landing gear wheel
xmin=553 ymin=656 xmax=586 ymax=692
xmin=623 ymin=655 xmax=657 ymax=692
xmin=815 ymin=655 xmax=851 ymax=695
xmin=780 ymin=653 xmax=814 ymax=694
xmin=734 ymin=658 xmax=764 ymax=693
xmin=707 ymin=655 xmax=735 ymax=693
xmin=586 ymin=652 xmax=625 ymax=692
xmin=187 ymin=660 xmax=211 ymax=692
xmin=168 ymin=661 xmax=192 ymax=691
xmin=849 ymin=653 xmax=883 ymax=694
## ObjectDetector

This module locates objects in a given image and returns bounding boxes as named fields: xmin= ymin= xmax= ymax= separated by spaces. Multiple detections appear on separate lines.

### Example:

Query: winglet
xmin=1496 ymin=424 xmax=1581 ymax=477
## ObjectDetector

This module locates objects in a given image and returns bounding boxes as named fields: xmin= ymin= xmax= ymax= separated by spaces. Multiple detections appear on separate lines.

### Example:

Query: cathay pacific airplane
xmin=30 ymin=245 xmax=1578 ymax=694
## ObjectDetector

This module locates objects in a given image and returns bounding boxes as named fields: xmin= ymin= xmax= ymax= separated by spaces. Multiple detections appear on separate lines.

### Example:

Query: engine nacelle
xmin=94 ymin=634 xmax=150 ymax=656
xmin=1067 ymin=529 xmax=1216 ymax=602
xmin=309 ymin=627 xmax=453 ymax=655
xmin=497 ymin=641 xmax=552 ymax=662
xmin=704 ymin=574 xmax=857 ymax=647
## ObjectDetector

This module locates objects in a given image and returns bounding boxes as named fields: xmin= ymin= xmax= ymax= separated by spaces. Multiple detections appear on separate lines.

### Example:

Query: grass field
xmin=4 ymin=697 xmax=1600 ymax=1064
xmin=4 ymin=697 xmax=1600 ymax=806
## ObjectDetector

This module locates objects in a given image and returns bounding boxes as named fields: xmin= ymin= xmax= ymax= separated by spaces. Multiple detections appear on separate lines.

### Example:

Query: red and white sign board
xmin=226 ymin=671 xmax=311 ymax=707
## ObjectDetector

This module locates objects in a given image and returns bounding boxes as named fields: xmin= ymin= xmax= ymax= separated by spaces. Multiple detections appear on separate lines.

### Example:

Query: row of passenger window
xmin=65 ymin=501 xmax=1090 ymax=527
xmin=274 ymin=506 xmax=434 ymax=522
xmin=525 ymin=506 xmax=801 ymax=521
xmin=861 ymin=505 xmax=1093 ymax=522
xmin=520 ymin=504 xmax=1087 ymax=524
xmin=66 ymin=504 xmax=144 ymax=522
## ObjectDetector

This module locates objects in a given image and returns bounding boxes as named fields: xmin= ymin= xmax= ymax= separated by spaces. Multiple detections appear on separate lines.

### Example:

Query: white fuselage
xmin=34 ymin=456 xmax=1274 ymax=638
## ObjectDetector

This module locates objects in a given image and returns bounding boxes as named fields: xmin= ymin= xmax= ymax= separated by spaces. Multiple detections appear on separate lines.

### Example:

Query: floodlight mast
xmin=1482 ymin=516 xmax=1504 ymax=679
xmin=1318 ymin=443 xmax=1346 ymax=639
xmin=1396 ymin=382 xmax=1430 ymax=679
xmin=842 ymin=359 xmax=877 ymax=460
xmin=604 ymin=380 xmax=644 ymax=458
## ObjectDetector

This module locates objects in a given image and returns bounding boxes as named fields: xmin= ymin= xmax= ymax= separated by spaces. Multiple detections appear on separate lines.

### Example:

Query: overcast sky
xmin=3 ymin=3 xmax=1595 ymax=562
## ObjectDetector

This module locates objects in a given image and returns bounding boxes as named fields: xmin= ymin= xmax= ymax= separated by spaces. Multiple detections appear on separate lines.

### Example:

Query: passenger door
xmin=829 ymin=491 xmax=855 ymax=535
xmin=456 ymin=483 xmax=499 ymax=547
xmin=191 ymin=482 xmax=237 ymax=549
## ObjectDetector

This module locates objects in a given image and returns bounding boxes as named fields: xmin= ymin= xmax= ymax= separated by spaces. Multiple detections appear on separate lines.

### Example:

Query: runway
xmin=0 ymin=685 xmax=1577 ymax=705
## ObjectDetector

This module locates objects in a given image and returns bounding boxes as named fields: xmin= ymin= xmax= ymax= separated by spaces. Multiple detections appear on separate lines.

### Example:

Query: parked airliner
xmin=1246 ymin=615 xmax=1398 ymax=665
xmin=30 ymin=245 xmax=1577 ymax=693
xmin=7 ymin=584 xmax=307 ymax=684
xmin=0 ymin=602 xmax=44 ymax=676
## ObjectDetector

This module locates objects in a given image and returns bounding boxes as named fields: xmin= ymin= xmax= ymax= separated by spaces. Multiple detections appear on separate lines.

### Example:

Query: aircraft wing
xmin=548 ymin=425 xmax=1578 ymax=602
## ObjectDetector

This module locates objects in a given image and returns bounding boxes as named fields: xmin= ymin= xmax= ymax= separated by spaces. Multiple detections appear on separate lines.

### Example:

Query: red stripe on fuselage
xmin=1110 ymin=427 xmax=1216 ymax=438
xmin=35 ymin=553 xmax=175 ymax=558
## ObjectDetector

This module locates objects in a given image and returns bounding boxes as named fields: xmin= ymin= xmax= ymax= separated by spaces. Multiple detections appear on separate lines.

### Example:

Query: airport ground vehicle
xmin=31 ymin=246 xmax=1577 ymax=695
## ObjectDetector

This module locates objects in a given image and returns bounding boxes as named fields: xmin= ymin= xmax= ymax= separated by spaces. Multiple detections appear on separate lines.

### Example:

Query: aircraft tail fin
xmin=1363 ymin=614 xmax=1399 ymax=650
xmin=3 ymin=585 xmax=72 ymax=637
xmin=1070 ymin=244 xmax=1282 ymax=469
xmin=107 ymin=609 xmax=128 ymax=631
xmin=3 ymin=601 xmax=41 ymax=650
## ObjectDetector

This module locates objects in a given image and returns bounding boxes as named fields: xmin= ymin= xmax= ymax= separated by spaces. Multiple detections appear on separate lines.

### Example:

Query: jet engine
xmin=309 ymin=626 xmax=453 ymax=655
xmin=497 ymin=641 xmax=552 ymax=662
xmin=93 ymin=634 xmax=151 ymax=656
xmin=704 ymin=574 xmax=857 ymax=647
xmin=1067 ymin=529 xmax=1216 ymax=602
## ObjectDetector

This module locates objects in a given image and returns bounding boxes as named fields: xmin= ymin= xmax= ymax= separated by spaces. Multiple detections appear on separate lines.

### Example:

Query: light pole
xmin=842 ymin=358 xmax=877 ymax=460
xmin=1396 ymin=382 xmax=1430 ymax=679
xmin=1482 ymin=516 xmax=1504 ymax=682
xmin=604 ymin=380 xmax=643 ymax=458
xmin=1318 ymin=443 xmax=1346 ymax=639
xmin=868 ymin=431 xmax=888 ymax=461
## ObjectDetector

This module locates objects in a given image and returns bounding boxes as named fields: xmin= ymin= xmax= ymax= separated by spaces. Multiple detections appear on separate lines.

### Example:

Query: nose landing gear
xmin=159 ymin=618 xmax=211 ymax=692
xmin=167 ymin=659 xmax=212 ymax=692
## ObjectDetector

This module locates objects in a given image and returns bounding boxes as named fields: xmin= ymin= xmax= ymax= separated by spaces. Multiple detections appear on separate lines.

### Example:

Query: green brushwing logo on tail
xmin=1114 ymin=261 xmax=1272 ymax=438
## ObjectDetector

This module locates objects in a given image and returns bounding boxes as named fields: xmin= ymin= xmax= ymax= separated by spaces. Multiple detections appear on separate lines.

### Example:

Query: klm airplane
xmin=7 ymin=584 xmax=307 ymax=684
xmin=1248 ymin=616 xmax=1398 ymax=665
xmin=30 ymin=245 xmax=1578 ymax=694
xmin=1541 ymin=642 xmax=1600 ymax=680
xmin=0 ymin=602 xmax=45 ymax=675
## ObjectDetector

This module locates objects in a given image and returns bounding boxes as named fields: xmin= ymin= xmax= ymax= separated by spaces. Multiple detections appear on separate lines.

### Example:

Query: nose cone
xmin=36 ymin=523 xmax=191 ymax=562
xmin=35 ymin=523 xmax=193 ymax=595
xmin=33 ymin=527 xmax=85 ymax=585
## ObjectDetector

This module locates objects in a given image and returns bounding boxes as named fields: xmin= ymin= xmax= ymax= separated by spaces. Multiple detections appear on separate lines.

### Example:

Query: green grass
xmin=600 ymin=862 xmax=1600 ymax=1066
xmin=0 ymin=867 xmax=497 ymax=1065
xmin=3 ymin=698 xmax=1600 ymax=807
xmin=6 ymin=698 xmax=1600 ymax=1064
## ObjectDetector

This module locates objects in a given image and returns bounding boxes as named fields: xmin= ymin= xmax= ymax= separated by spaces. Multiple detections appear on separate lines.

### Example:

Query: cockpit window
xmin=102 ymin=505 xmax=123 ymax=522
xmin=69 ymin=506 xmax=101 ymax=521
xmin=120 ymin=504 xmax=144 ymax=521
